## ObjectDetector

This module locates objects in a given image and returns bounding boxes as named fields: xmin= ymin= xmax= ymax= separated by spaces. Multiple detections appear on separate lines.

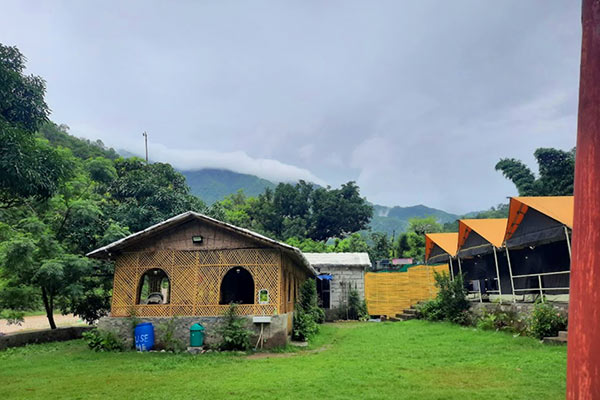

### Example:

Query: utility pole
xmin=142 ymin=131 xmax=148 ymax=163
xmin=567 ymin=1 xmax=600 ymax=398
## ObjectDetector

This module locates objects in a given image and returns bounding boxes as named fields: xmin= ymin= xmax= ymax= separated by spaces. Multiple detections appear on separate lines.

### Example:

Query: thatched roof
xmin=86 ymin=211 xmax=315 ymax=275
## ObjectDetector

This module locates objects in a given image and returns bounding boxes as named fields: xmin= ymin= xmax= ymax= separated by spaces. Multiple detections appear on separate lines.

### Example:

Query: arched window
xmin=138 ymin=268 xmax=170 ymax=305
xmin=219 ymin=267 xmax=254 ymax=305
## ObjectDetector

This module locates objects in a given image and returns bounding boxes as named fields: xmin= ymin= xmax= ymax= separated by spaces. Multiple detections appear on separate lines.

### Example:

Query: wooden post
xmin=567 ymin=1 xmax=600 ymax=397
xmin=448 ymin=255 xmax=455 ymax=281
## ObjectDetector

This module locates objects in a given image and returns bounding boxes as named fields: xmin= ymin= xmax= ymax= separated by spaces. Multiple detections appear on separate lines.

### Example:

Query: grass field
xmin=0 ymin=320 xmax=566 ymax=399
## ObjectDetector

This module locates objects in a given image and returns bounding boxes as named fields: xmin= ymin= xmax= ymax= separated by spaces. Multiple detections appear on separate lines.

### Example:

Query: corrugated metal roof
xmin=303 ymin=252 xmax=371 ymax=267
xmin=86 ymin=211 xmax=315 ymax=275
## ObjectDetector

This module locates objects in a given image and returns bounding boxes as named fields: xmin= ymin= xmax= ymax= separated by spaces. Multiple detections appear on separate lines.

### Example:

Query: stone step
xmin=387 ymin=317 xmax=402 ymax=322
xmin=402 ymin=309 xmax=418 ymax=315
xmin=542 ymin=336 xmax=567 ymax=345
xmin=558 ymin=331 xmax=568 ymax=340
xmin=399 ymin=314 xmax=417 ymax=321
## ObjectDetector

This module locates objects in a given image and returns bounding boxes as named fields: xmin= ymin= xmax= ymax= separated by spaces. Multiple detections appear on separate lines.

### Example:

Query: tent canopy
xmin=458 ymin=218 xmax=508 ymax=250
xmin=505 ymin=196 xmax=573 ymax=241
xmin=504 ymin=196 xmax=574 ymax=248
xmin=425 ymin=233 xmax=458 ymax=262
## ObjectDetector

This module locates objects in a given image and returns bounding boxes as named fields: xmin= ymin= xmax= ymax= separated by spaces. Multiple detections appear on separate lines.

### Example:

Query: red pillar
xmin=567 ymin=1 xmax=600 ymax=398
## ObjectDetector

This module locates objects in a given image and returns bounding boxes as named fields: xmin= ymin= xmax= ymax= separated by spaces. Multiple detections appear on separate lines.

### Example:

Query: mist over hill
xmin=181 ymin=168 xmax=460 ymax=235
xmin=181 ymin=169 xmax=276 ymax=205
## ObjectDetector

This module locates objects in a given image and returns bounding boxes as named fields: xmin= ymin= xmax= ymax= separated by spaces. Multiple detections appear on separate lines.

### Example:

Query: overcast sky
xmin=1 ymin=1 xmax=581 ymax=213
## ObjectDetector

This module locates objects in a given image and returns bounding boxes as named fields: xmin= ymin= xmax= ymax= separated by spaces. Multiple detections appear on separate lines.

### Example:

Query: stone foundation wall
xmin=97 ymin=313 xmax=291 ymax=350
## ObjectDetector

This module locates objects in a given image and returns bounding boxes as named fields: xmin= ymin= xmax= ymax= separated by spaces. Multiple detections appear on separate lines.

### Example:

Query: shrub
xmin=417 ymin=299 xmax=443 ymax=321
xmin=528 ymin=301 xmax=567 ymax=339
xmin=218 ymin=303 xmax=251 ymax=351
xmin=292 ymin=279 xmax=323 ymax=340
xmin=476 ymin=306 xmax=527 ymax=334
xmin=433 ymin=272 xmax=470 ymax=323
xmin=298 ymin=279 xmax=324 ymax=323
xmin=347 ymin=289 xmax=362 ymax=320
xmin=83 ymin=328 xmax=125 ymax=352
xmin=314 ymin=306 xmax=326 ymax=324
xmin=156 ymin=317 xmax=185 ymax=353
xmin=358 ymin=299 xmax=370 ymax=321
xmin=292 ymin=309 xmax=318 ymax=341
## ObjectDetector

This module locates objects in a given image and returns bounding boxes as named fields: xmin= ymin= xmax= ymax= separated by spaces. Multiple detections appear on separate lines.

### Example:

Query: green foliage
xmin=82 ymin=328 xmax=125 ymax=352
xmin=39 ymin=122 xmax=119 ymax=160
xmin=347 ymin=289 xmax=369 ymax=321
xmin=211 ymin=181 xmax=372 ymax=242
xmin=292 ymin=309 xmax=318 ymax=341
xmin=293 ymin=279 xmax=323 ymax=340
xmin=473 ymin=203 xmax=509 ymax=219
xmin=368 ymin=232 xmax=391 ymax=262
xmin=475 ymin=306 xmax=527 ymax=335
xmin=416 ymin=299 xmax=444 ymax=321
xmin=0 ymin=309 xmax=25 ymax=325
xmin=107 ymin=157 xmax=206 ymax=232
xmin=285 ymin=233 xmax=369 ymax=255
xmin=418 ymin=273 xmax=470 ymax=324
xmin=495 ymin=147 xmax=575 ymax=196
xmin=156 ymin=317 xmax=186 ymax=353
xmin=218 ymin=303 xmax=251 ymax=351
xmin=528 ymin=301 xmax=567 ymax=340
xmin=0 ymin=45 xmax=73 ymax=206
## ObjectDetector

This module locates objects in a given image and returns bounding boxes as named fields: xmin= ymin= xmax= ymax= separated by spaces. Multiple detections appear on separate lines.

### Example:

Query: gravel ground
xmin=0 ymin=314 xmax=86 ymax=334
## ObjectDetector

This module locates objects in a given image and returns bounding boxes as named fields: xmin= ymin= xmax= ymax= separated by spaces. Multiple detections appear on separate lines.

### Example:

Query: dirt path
xmin=0 ymin=314 xmax=86 ymax=334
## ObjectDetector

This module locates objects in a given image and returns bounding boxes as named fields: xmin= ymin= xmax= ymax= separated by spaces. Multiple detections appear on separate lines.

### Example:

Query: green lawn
xmin=0 ymin=320 xmax=566 ymax=399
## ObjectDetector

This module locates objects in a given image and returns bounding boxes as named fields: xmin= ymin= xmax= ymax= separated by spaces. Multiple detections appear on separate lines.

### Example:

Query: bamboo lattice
xmin=364 ymin=264 xmax=449 ymax=317
xmin=111 ymin=249 xmax=282 ymax=317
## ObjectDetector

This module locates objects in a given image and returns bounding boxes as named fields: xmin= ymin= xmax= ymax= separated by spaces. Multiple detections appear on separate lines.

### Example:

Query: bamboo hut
xmin=87 ymin=211 xmax=315 ymax=348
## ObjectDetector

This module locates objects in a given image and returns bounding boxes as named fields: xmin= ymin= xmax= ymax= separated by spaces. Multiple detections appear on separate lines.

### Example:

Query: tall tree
xmin=495 ymin=147 xmax=575 ymax=196
xmin=106 ymin=158 xmax=206 ymax=232
xmin=0 ymin=44 xmax=72 ymax=206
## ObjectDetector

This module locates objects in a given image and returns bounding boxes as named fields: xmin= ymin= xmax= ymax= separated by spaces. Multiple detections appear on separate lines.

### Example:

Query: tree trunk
xmin=41 ymin=287 xmax=57 ymax=330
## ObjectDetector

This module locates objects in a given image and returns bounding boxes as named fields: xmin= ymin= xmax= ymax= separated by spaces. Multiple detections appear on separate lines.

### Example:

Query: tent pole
xmin=448 ymin=255 xmax=455 ymax=281
xmin=564 ymin=225 xmax=572 ymax=261
xmin=493 ymin=247 xmax=503 ymax=305
xmin=505 ymin=247 xmax=517 ymax=303
xmin=568 ymin=1 xmax=600 ymax=396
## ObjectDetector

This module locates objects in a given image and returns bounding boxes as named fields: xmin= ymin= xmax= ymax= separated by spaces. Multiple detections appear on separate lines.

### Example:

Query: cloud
xmin=119 ymin=139 xmax=327 ymax=186
xmin=0 ymin=1 xmax=581 ymax=213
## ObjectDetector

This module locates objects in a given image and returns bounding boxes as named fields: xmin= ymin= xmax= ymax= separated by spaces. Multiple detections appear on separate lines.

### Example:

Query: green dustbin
xmin=190 ymin=323 xmax=205 ymax=347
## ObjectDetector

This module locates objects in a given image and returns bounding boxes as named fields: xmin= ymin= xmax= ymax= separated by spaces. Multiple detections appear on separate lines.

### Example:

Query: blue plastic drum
xmin=134 ymin=322 xmax=155 ymax=351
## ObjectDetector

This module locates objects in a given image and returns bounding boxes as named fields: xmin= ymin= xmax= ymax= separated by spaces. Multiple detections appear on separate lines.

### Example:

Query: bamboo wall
xmin=109 ymin=218 xmax=310 ymax=318
xmin=111 ymin=248 xmax=289 ymax=317
xmin=365 ymin=264 xmax=449 ymax=317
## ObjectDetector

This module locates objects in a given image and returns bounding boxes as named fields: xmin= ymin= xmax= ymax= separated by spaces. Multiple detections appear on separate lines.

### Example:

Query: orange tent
xmin=458 ymin=218 xmax=508 ymax=251
xmin=425 ymin=232 xmax=458 ymax=262
xmin=504 ymin=196 xmax=574 ymax=244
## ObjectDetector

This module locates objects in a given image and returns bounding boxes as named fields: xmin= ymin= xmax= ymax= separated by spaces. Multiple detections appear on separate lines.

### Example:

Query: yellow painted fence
xmin=365 ymin=264 xmax=449 ymax=317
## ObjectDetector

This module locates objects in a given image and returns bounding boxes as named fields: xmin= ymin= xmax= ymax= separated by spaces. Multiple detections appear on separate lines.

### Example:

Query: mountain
xmin=181 ymin=169 xmax=276 ymax=204
xmin=368 ymin=204 xmax=460 ymax=236
xmin=39 ymin=126 xmax=473 ymax=236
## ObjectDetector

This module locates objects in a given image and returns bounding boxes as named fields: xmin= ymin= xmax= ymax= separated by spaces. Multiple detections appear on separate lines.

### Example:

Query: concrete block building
xmin=303 ymin=253 xmax=371 ymax=320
